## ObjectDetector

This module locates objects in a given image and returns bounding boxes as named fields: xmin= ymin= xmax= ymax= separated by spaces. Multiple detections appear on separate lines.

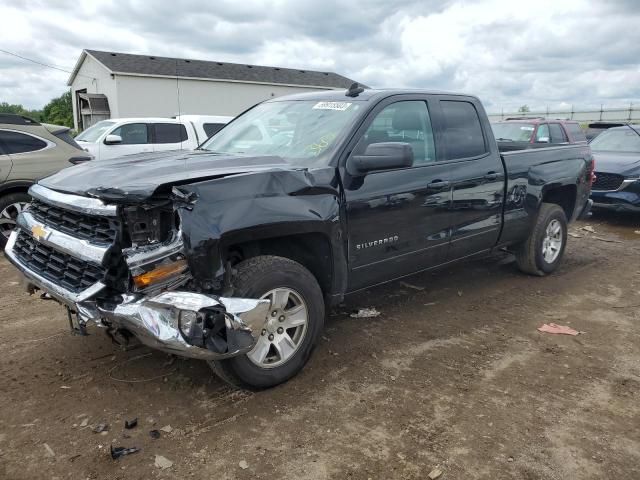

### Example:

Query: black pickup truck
xmin=6 ymin=87 xmax=593 ymax=389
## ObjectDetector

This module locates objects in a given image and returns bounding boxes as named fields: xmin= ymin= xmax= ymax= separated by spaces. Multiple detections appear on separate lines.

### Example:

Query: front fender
xmin=175 ymin=167 xmax=346 ymax=295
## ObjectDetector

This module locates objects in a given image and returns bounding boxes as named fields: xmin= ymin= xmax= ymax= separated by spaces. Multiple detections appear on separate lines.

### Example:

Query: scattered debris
xmin=60 ymin=386 xmax=71 ymax=389
xmin=93 ymin=423 xmax=109 ymax=433
xmin=457 ymin=290 xmax=463 ymax=297
xmin=581 ymin=225 xmax=596 ymax=233
xmin=538 ymin=323 xmax=580 ymax=336
xmin=43 ymin=443 xmax=55 ymax=458
xmin=154 ymin=455 xmax=173 ymax=469
xmin=149 ymin=430 xmax=161 ymax=439
xmin=424 ymin=302 xmax=437 ymax=306
xmin=350 ymin=308 xmax=380 ymax=318
xmin=159 ymin=425 xmax=173 ymax=433
xmin=124 ymin=418 xmax=138 ymax=430
xmin=79 ymin=418 xmax=89 ymax=428
xmin=239 ymin=460 xmax=249 ymax=470
xmin=508 ymin=456 xmax=514 ymax=462
xmin=568 ymin=232 xmax=583 ymax=238
xmin=400 ymin=281 xmax=425 ymax=291
xmin=593 ymin=236 xmax=624 ymax=244
xmin=428 ymin=467 xmax=443 ymax=479
xmin=635 ymin=230 xmax=640 ymax=235
xmin=68 ymin=454 xmax=82 ymax=463
xmin=110 ymin=445 xmax=140 ymax=460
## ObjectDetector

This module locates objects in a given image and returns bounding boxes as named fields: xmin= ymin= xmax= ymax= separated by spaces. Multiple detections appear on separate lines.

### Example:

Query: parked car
xmin=491 ymin=118 xmax=587 ymax=151
xmin=585 ymin=122 xmax=626 ymax=142
xmin=589 ymin=124 xmax=640 ymax=212
xmin=0 ymin=114 xmax=91 ymax=246
xmin=74 ymin=118 xmax=200 ymax=161
xmin=6 ymin=88 xmax=593 ymax=389
xmin=172 ymin=115 xmax=233 ymax=144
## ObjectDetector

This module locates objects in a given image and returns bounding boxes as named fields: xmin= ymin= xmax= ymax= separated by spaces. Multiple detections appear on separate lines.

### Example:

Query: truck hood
xmin=592 ymin=151 xmax=640 ymax=176
xmin=39 ymin=149 xmax=292 ymax=202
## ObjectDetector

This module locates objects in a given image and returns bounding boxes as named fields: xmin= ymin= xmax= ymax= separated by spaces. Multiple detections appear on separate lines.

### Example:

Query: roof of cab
xmin=266 ymin=88 xmax=479 ymax=103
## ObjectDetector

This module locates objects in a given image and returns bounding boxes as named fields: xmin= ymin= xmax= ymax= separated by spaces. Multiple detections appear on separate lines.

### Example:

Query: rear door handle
xmin=427 ymin=180 xmax=450 ymax=189
xmin=484 ymin=172 xmax=500 ymax=180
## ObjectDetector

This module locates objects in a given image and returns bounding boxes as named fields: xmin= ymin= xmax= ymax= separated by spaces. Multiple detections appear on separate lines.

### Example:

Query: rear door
xmin=151 ymin=123 xmax=190 ymax=152
xmin=549 ymin=123 xmax=569 ymax=145
xmin=100 ymin=123 xmax=152 ymax=160
xmin=439 ymin=98 xmax=504 ymax=261
xmin=343 ymin=96 xmax=452 ymax=291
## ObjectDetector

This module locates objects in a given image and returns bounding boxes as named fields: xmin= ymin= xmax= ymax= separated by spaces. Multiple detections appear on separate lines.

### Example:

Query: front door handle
xmin=427 ymin=180 xmax=450 ymax=189
xmin=484 ymin=172 xmax=500 ymax=180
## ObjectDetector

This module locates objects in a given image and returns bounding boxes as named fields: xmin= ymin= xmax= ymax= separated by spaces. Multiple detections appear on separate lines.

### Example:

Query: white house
xmin=67 ymin=49 xmax=362 ymax=131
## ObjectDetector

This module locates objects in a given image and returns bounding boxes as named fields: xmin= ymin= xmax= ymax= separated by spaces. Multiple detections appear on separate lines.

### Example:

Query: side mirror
xmin=104 ymin=134 xmax=122 ymax=145
xmin=537 ymin=136 xmax=550 ymax=143
xmin=347 ymin=142 xmax=414 ymax=176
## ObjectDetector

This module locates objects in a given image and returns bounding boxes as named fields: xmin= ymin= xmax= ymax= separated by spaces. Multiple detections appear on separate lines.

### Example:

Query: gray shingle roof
xmin=82 ymin=50 xmax=360 ymax=89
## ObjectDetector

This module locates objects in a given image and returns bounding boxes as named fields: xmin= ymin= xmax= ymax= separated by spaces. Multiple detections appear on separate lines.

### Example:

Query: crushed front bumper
xmin=5 ymin=229 xmax=271 ymax=361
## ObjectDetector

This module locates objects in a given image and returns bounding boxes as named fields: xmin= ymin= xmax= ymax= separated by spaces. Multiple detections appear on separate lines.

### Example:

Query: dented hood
xmin=38 ymin=149 xmax=291 ymax=201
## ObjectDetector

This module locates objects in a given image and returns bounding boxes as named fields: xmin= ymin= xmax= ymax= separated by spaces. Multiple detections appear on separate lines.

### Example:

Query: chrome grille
xmin=12 ymin=231 xmax=105 ymax=293
xmin=592 ymin=172 xmax=624 ymax=191
xmin=28 ymin=199 xmax=118 ymax=244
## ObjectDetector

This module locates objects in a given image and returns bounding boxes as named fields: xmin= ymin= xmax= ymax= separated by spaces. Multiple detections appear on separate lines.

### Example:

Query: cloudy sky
xmin=1 ymin=0 xmax=639 ymax=113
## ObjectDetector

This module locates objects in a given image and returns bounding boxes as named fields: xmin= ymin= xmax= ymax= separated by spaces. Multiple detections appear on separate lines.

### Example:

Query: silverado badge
xmin=31 ymin=224 xmax=50 ymax=241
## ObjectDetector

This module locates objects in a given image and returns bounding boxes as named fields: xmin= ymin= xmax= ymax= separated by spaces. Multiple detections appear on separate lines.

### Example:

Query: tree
xmin=518 ymin=105 xmax=530 ymax=113
xmin=41 ymin=91 xmax=73 ymax=128
xmin=0 ymin=102 xmax=43 ymax=121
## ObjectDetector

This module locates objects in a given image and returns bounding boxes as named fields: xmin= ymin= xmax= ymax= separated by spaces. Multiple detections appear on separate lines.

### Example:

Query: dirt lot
xmin=0 ymin=213 xmax=639 ymax=480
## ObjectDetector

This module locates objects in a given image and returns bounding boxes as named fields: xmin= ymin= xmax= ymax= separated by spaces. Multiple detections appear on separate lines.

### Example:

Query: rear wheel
xmin=209 ymin=255 xmax=324 ymax=389
xmin=515 ymin=203 xmax=567 ymax=276
xmin=0 ymin=192 xmax=30 ymax=248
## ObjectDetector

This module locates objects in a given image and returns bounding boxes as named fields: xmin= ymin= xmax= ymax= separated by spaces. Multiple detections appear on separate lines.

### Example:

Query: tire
xmin=209 ymin=255 xmax=325 ymax=389
xmin=0 ymin=192 xmax=30 ymax=249
xmin=515 ymin=203 xmax=567 ymax=276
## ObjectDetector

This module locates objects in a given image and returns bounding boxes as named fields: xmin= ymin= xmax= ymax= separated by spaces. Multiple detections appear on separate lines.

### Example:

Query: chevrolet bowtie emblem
xmin=31 ymin=224 xmax=49 ymax=241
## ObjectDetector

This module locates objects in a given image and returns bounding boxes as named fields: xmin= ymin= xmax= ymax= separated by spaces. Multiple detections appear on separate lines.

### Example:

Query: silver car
xmin=0 ymin=114 xmax=91 ymax=247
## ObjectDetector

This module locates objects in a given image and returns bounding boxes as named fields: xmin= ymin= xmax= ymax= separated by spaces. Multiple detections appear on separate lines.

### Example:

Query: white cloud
xmin=0 ymin=0 xmax=638 ymax=113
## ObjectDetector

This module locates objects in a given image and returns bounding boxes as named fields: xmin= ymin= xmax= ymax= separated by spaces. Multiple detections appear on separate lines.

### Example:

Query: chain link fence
xmin=488 ymin=104 xmax=640 ymax=124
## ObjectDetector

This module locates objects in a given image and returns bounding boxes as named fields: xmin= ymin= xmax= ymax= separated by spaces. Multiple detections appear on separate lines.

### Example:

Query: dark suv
xmin=491 ymin=118 xmax=587 ymax=151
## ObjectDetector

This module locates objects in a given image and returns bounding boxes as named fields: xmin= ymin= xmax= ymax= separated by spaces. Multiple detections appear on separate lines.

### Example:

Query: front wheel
xmin=209 ymin=255 xmax=325 ymax=389
xmin=515 ymin=203 xmax=568 ymax=276
xmin=0 ymin=192 xmax=30 ymax=248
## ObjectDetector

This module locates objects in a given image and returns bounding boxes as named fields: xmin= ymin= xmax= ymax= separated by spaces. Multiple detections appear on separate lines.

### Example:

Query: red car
xmin=491 ymin=118 xmax=588 ymax=151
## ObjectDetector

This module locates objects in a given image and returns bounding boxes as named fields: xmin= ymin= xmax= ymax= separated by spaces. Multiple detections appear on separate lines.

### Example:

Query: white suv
xmin=75 ymin=118 xmax=200 ymax=161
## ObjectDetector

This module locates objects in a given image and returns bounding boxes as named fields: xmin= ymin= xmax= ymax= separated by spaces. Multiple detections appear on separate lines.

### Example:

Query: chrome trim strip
xmin=5 ymin=230 xmax=106 ymax=306
xmin=29 ymin=184 xmax=118 ymax=217
xmin=16 ymin=211 xmax=110 ymax=264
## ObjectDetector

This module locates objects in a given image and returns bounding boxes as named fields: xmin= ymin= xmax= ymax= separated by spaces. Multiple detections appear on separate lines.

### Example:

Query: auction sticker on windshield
xmin=313 ymin=102 xmax=352 ymax=111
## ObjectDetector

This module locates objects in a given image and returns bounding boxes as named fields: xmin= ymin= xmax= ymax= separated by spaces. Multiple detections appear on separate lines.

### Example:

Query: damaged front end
xmin=5 ymin=183 xmax=270 ymax=361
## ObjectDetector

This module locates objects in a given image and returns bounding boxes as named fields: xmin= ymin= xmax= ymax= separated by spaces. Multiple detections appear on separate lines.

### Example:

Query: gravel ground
xmin=0 ymin=213 xmax=639 ymax=480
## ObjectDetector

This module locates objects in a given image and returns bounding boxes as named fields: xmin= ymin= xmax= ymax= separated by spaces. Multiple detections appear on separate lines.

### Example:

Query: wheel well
xmin=0 ymin=185 xmax=30 ymax=198
xmin=225 ymin=233 xmax=334 ymax=295
xmin=542 ymin=185 xmax=576 ymax=220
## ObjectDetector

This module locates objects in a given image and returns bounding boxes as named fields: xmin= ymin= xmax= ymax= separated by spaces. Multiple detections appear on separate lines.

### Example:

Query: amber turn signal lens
xmin=133 ymin=259 xmax=187 ymax=288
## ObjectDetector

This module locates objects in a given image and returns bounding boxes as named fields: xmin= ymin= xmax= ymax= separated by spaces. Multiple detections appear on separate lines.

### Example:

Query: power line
xmin=0 ymin=48 xmax=94 ymax=79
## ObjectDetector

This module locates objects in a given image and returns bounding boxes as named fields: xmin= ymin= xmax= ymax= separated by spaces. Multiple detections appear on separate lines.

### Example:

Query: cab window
xmin=110 ymin=123 xmax=149 ymax=145
xmin=354 ymin=101 xmax=436 ymax=165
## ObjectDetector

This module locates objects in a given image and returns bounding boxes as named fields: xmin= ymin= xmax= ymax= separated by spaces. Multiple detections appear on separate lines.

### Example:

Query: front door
xmin=342 ymin=98 xmax=452 ymax=291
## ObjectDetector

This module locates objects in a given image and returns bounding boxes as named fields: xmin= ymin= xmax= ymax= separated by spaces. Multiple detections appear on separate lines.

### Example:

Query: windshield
xmin=200 ymin=100 xmax=363 ymax=166
xmin=491 ymin=122 xmax=535 ymax=142
xmin=589 ymin=128 xmax=640 ymax=153
xmin=75 ymin=121 xmax=117 ymax=142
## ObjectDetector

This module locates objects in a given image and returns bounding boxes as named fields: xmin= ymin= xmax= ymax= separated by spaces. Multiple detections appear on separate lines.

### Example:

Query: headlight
xmin=132 ymin=259 xmax=188 ymax=288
